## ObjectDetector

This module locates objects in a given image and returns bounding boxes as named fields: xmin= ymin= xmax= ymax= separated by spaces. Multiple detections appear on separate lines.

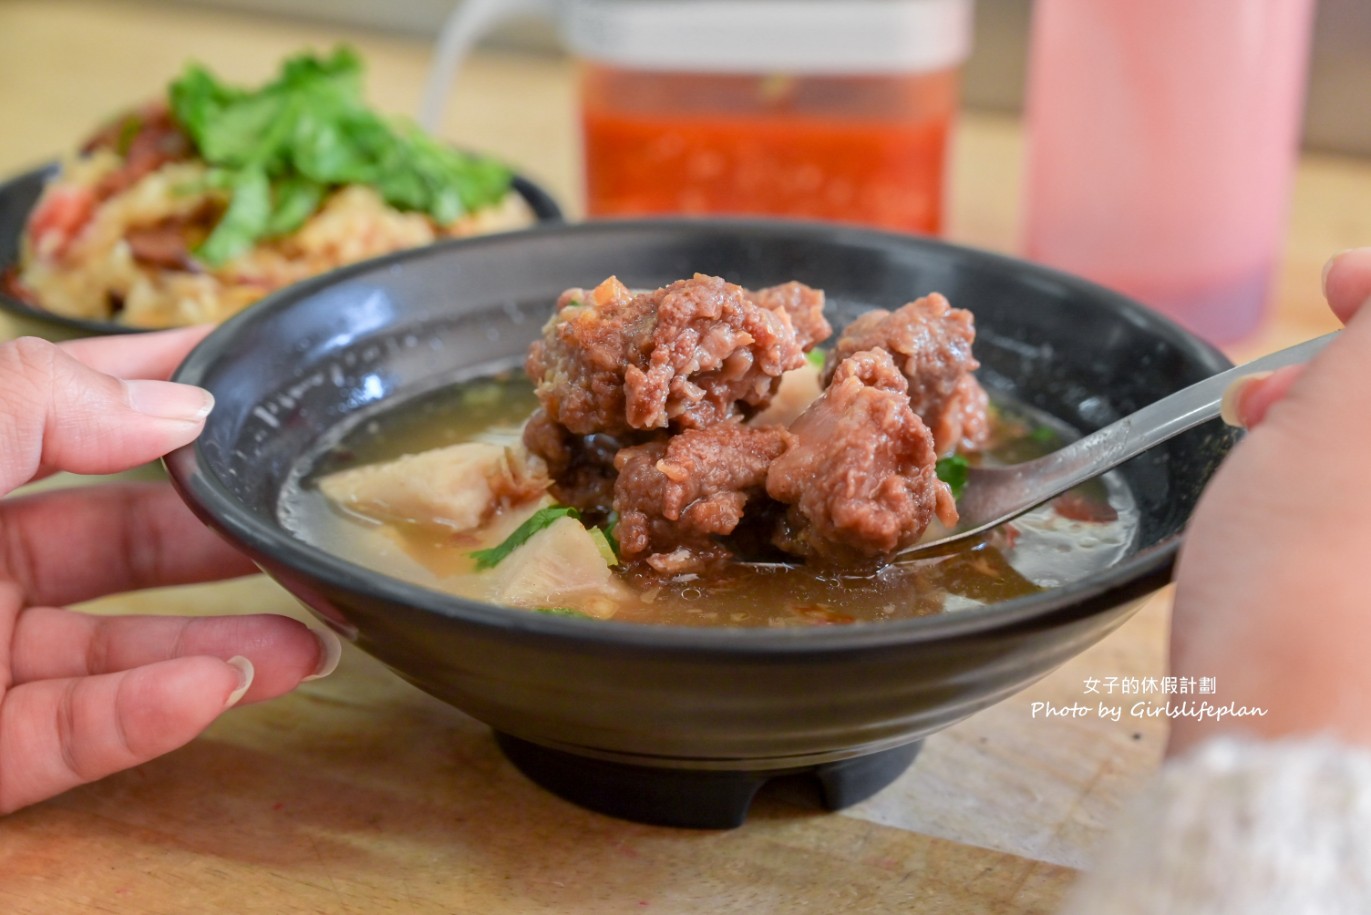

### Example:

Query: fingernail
xmin=124 ymin=379 xmax=214 ymax=423
xmin=301 ymin=624 xmax=343 ymax=682
xmin=225 ymin=655 xmax=254 ymax=708
xmin=1322 ymin=249 xmax=1354 ymax=298
xmin=1219 ymin=371 xmax=1272 ymax=428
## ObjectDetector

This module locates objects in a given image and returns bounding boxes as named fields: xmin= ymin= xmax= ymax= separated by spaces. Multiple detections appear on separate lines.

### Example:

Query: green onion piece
xmin=468 ymin=506 xmax=580 ymax=570
xmin=935 ymin=454 xmax=970 ymax=500
xmin=600 ymin=511 xmax=621 ymax=559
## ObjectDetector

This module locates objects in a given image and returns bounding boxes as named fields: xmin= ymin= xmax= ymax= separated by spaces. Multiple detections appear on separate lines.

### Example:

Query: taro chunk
xmin=319 ymin=442 xmax=547 ymax=533
xmin=486 ymin=516 xmax=626 ymax=618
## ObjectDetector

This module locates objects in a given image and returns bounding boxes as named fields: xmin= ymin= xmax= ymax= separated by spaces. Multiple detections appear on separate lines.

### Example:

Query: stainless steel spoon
xmin=897 ymin=330 xmax=1339 ymax=560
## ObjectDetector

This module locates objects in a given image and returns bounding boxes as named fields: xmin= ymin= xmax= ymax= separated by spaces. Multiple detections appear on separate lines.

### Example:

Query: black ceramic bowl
xmin=0 ymin=161 xmax=563 ymax=341
xmin=165 ymin=219 xmax=1236 ymax=828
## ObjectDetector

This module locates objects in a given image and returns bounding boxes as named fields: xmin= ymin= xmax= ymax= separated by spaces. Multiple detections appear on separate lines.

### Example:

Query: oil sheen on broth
xmin=279 ymin=371 xmax=1138 ymax=628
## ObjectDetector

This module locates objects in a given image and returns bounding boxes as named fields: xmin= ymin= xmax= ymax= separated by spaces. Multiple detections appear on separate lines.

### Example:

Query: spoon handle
xmin=996 ymin=331 xmax=1340 ymax=509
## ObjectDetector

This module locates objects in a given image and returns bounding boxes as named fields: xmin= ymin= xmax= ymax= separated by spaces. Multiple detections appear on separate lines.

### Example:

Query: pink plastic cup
xmin=1021 ymin=0 xmax=1316 ymax=344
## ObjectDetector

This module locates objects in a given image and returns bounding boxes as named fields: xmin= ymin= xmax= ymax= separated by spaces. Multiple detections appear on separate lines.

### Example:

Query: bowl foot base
xmin=493 ymin=732 xmax=922 ymax=829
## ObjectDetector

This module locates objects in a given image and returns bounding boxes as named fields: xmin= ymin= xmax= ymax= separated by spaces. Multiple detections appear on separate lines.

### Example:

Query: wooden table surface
xmin=0 ymin=2 xmax=1365 ymax=912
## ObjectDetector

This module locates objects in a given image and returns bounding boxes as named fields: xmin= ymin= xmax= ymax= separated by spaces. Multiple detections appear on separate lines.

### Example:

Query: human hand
xmin=1169 ymin=248 xmax=1371 ymax=754
xmin=0 ymin=328 xmax=338 ymax=814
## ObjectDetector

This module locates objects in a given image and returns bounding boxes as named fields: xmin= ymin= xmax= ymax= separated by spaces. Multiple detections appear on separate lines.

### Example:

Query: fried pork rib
xmin=613 ymin=423 xmax=794 ymax=573
xmin=523 ymin=275 xmax=976 ymax=569
xmin=826 ymin=292 xmax=990 ymax=454
xmin=523 ymin=273 xmax=829 ymax=514
xmin=744 ymin=280 xmax=832 ymax=352
xmin=767 ymin=350 xmax=957 ymax=562
xmin=525 ymin=273 xmax=814 ymax=437
xmin=520 ymin=407 xmax=630 ymax=514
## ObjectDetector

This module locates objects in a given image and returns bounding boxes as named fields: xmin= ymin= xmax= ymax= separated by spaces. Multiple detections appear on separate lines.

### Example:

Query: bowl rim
xmin=166 ymin=216 xmax=1233 ymax=656
xmin=0 ymin=159 xmax=564 ymax=337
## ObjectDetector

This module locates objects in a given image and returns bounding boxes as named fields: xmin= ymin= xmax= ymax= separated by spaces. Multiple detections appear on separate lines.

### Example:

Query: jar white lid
xmin=562 ymin=0 xmax=974 ymax=74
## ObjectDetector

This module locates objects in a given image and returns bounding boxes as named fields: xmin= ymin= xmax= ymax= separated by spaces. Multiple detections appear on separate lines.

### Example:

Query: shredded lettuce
xmin=169 ymin=47 xmax=513 ymax=266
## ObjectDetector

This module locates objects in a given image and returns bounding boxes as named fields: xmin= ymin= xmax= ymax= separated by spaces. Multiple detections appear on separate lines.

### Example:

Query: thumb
xmin=0 ymin=336 xmax=214 ymax=495
xmin=0 ymin=655 xmax=251 ymax=814
xmin=1219 ymin=364 xmax=1304 ymax=430
xmin=1323 ymin=247 xmax=1371 ymax=324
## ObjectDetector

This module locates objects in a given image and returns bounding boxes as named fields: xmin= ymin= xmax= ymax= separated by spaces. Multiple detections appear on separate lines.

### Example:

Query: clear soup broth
xmin=280 ymin=371 xmax=1138 ymax=628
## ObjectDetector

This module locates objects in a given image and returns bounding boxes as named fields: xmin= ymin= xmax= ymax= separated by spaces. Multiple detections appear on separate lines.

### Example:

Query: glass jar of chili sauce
xmin=566 ymin=0 xmax=974 ymax=235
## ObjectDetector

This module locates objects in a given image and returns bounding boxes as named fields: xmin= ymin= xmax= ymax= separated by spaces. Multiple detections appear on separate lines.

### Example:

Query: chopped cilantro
xmin=805 ymin=348 xmax=827 ymax=370
xmin=169 ymin=47 xmax=513 ymax=266
xmin=194 ymin=166 xmax=270 ymax=266
xmin=935 ymin=454 xmax=970 ymax=500
xmin=1030 ymin=426 xmax=1059 ymax=446
xmin=468 ymin=506 xmax=580 ymax=570
xmin=535 ymin=607 xmax=591 ymax=618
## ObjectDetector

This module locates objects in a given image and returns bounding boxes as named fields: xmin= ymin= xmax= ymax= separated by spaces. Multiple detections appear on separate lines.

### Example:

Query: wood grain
xmin=2 ymin=578 xmax=1077 ymax=915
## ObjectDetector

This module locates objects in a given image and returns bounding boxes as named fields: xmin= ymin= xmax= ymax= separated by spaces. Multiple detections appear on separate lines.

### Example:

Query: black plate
xmin=0 ymin=161 xmax=563 ymax=340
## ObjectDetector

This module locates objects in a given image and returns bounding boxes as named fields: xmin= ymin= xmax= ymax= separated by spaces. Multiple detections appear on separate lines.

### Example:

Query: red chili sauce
xmin=580 ymin=65 xmax=959 ymax=235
